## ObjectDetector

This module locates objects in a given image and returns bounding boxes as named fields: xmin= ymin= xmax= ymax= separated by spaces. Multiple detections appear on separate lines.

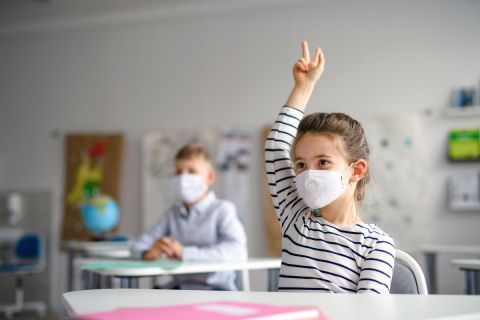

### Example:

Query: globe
xmin=80 ymin=195 xmax=120 ymax=235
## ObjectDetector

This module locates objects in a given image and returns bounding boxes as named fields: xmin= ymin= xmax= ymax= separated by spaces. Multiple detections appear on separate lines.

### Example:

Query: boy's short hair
xmin=175 ymin=143 xmax=212 ymax=163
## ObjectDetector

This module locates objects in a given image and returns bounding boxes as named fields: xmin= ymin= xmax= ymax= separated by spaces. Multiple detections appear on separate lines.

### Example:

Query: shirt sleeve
xmin=265 ymin=106 xmax=305 ymax=233
xmin=182 ymin=201 xmax=247 ymax=262
xmin=130 ymin=211 xmax=170 ymax=259
xmin=357 ymin=235 xmax=396 ymax=294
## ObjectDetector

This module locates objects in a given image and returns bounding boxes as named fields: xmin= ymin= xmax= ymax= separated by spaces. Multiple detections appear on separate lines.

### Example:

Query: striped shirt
xmin=265 ymin=106 xmax=395 ymax=294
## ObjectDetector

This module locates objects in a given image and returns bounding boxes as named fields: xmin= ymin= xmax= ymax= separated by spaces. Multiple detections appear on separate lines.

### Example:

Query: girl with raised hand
xmin=265 ymin=41 xmax=395 ymax=294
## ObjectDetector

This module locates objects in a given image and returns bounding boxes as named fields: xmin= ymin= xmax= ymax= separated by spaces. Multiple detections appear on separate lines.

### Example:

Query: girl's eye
xmin=295 ymin=162 xmax=306 ymax=169
xmin=318 ymin=160 xmax=330 ymax=166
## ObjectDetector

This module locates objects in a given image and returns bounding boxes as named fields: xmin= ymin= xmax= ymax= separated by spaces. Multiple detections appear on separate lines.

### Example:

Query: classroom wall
xmin=0 ymin=0 xmax=480 ymax=310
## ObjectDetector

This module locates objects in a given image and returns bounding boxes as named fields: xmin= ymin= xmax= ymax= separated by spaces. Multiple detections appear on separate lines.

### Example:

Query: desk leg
xmin=119 ymin=277 xmax=129 ymax=288
xmin=92 ymin=273 xmax=101 ymax=289
xmin=267 ymin=268 xmax=279 ymax=292
xmin=119 ymin=277 xmax=138 ymax=289
xmin=83 ymin=270 xmax=94 ymax=289
xmin=425 ymin=253 xmax=437 ymax=294
xmin=67 ymin=250 xmax=75 ymax=291
xmin=105 ymin=275 xmax=113 ymax=289
xmin=465 ymin=270 xmax=479 ymax=295
xmin=241 ymin=269 xmax=250 ymax=292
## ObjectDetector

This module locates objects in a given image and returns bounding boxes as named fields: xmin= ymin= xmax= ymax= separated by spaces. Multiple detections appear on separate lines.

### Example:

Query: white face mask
xmin=169 ymin=174 xmax=208 ymax=204
xmin=295 ymin=167 xmax=352 ymax=210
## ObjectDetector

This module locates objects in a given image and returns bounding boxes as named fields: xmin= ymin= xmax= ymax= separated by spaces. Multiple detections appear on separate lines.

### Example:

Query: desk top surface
xmin=81 ymin=257 xmax=282 ymax=277
xmin=63 ymin=289 xmax=480 ymax=320
xmin=419 ymin=244 xmax=480 ymax=254
xmin=452 ymin=259 xmax=480 ymax=270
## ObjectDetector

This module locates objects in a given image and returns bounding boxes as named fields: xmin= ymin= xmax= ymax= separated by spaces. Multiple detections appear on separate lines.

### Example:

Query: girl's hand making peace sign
xmin=286 ymin=41 xmax=325 ymax=111
xmin=293 ymin=41 xmax=325 ymax=87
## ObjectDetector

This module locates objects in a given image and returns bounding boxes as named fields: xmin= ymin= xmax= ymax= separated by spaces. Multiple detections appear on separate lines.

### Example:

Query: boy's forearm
xmin=285 ymin=83 xmax=316 ymax=111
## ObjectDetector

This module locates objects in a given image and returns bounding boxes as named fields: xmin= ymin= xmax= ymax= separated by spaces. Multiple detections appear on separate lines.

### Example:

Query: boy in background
xmin=132 ymin=143 xmax=247 ymax=290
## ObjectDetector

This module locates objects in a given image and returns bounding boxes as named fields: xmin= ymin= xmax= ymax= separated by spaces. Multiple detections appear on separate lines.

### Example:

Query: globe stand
xmin=90 ymin=234 xmax=108 ymax=242
xmin=89 ymin=231 xmax=128 ymax=242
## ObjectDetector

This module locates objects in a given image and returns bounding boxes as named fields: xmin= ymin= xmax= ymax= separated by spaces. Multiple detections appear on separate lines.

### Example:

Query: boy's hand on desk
xmin=142 ymin=246 xmax=162 ymax=260
xmin=154 ymin=237 xmax=183 ymax=260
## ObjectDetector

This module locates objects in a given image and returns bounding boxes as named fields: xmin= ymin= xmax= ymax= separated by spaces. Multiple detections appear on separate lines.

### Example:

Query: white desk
xmin=63 ymin=289 xmax=480 ymax=320
xmin=419 ymin=245 xmax=480 ymax=294
xmin=452 ymin=259 xmax=480 ymax=295
xmin=80 ymin=258 xmax=281 ymax=291
xmin=65 ymin=241 xmax=132 ymax=291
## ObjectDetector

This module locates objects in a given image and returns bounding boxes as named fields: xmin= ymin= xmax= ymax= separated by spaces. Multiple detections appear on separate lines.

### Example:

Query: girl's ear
xmin=350 ymin=159 xmax=367 ymax=183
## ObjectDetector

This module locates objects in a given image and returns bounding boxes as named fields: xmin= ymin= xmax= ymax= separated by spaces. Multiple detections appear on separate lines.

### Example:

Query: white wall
xmin=1 ymin=0 xmax=480 ymax=310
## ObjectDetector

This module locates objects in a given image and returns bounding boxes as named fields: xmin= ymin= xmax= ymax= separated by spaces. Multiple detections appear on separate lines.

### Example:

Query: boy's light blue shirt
xmin=131 ymin=191 xmax=247 ymax=290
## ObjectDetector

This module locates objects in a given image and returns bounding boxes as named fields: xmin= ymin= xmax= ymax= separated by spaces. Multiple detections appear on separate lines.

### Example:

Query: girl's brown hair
xmin=292 ymin=112 xmax=370 ymax=202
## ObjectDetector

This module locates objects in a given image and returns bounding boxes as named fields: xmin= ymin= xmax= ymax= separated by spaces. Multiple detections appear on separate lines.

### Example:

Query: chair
xmin=0 ymin=233 xmax=47 ymax=318
xmin=391 ymin=249 xmax=428 ymax=294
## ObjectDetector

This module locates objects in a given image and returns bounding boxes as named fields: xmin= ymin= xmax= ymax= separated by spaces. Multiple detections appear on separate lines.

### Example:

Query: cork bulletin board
xmin=60 ymin=133 xmax=124 ymax=247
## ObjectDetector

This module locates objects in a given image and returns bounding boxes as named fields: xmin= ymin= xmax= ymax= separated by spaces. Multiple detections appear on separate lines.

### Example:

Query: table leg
xmin=105 ymin=275 xmax=113 ymax=289
xmin=92 ymin=273 xmax=101 ymax=289
xmin=425 ymin=253 xmax=437 ymax=294
xmin=465 ymin=270 xmax=478 ymax=295
xmin=118 ymin=277 xmax=138 ymax=288
xmin=67 ymin=250 xmax=75 ymax=291
xmin=241 ymin=269 xmax=250 ymax=292
xmin=119 ymin=277 xmax=129 ymax=288
xmin=267 ymin=268 xmax=279 ymax=292
xmin=83 ymin=270 xmax=94 ymax=289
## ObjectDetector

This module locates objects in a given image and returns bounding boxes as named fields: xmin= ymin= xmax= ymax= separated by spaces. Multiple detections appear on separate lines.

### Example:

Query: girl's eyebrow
xmin=294 ymin=154 xmax=333 ymax=161
xmin=313 ymin=154 xmax=333 ymax=159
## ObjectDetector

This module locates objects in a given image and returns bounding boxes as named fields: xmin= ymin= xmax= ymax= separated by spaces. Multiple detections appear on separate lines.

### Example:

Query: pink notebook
xmin=75 ymin=300 xmax=328 ymax=320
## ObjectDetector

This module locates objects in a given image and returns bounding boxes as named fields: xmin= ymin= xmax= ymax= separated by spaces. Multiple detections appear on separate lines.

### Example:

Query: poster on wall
xmin=61 ymin=134 xmax=124 ymax=247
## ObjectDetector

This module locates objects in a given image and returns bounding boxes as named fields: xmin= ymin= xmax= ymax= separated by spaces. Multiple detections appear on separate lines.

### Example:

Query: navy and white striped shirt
xmin=266 ymin=106 xmax=395 ymax=294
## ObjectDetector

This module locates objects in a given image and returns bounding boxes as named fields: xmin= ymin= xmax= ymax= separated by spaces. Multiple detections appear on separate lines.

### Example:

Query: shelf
xmin=448 ymin=158 xmax=480 ymax=163
xmin=449 ymin=203 xmax=480 ymax=211
xmin=443 ymin=106 xmax=480 ymax=118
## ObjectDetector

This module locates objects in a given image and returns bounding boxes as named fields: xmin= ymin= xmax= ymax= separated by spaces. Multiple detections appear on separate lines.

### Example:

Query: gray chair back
xmin=390 ymin=249 xmax=428 ymax=294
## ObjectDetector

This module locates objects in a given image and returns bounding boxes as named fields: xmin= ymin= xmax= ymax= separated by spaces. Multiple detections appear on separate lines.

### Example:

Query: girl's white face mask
xmin=295 ymin=167 xmax=351 ymax=210
xmin=169 ymin=173 xmax=208 ymax=204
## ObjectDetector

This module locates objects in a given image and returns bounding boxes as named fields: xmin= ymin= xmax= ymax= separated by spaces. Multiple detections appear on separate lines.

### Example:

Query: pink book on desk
xmin=75 ymin=300 xmax=328 ymax=320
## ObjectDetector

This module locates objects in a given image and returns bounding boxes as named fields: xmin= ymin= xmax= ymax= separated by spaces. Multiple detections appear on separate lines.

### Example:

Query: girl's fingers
xmin=312 ymin=48 xmax=322 ymax=66
xmin=318 ymin=49 xmax=325 ymax=67
xmin=302 ymin=41 xmax=310 ymax=63
xmin=295 ymin=60 xmax=306 ymax=72
xmin=299 ymin=58 xmax=309 ymax=71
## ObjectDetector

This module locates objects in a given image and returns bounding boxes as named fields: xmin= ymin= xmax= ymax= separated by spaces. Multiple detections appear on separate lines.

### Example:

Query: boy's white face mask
xmin=295 ymin=167 xmax=352 ymax=210
xmin=169 ymin=173 xmax=208 ymax=204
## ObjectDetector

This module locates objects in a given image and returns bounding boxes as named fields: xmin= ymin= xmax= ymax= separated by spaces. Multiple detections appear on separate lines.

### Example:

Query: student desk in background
xmin=79 ymin=257 xmax=281 ymax=291
xmin=451 ymin=259 xmax=480 ymax=295
xmin=63 ymin=289 xmax=480 ymax=320
xmin=419 ymin=244 xmax=480 ymax=294
xmin=65 ymin=240 xmax=132 ymax=291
